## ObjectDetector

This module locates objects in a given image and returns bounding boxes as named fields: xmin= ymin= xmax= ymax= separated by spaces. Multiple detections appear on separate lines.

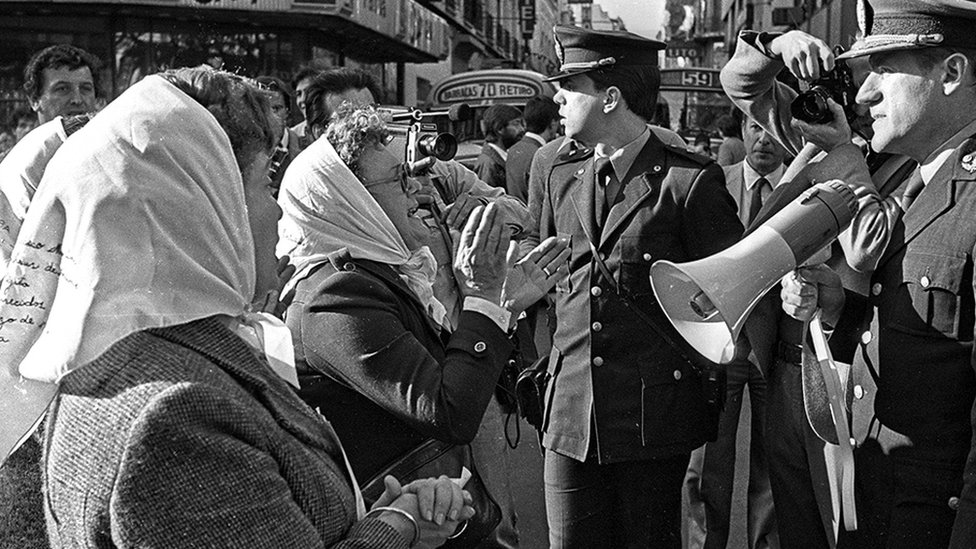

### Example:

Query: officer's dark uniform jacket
xmin=851 ymin=136 xmax=976 ymax=469
xmin=537 ymin=131 xmax=744 ymax=463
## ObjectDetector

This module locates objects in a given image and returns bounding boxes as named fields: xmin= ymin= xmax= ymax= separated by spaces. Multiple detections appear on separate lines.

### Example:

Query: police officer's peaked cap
xmin=838 ymin=0 xmax=976 ymax=59
xmin=544 ymin=25 xmax=665 ymax=82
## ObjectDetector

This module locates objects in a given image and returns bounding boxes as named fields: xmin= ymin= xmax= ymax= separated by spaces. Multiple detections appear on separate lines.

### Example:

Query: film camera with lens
xmin=790 ymin=47 xmax=858 ymax=124
xmin=379 ymin=103 xmax=472 ymax=175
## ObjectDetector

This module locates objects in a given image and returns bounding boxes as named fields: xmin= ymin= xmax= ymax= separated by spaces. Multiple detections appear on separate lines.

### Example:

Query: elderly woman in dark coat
xmin=277 ymin=104 xmax=568 ymax=490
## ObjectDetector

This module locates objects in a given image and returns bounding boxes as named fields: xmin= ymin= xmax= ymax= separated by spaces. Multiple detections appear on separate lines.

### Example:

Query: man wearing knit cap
xmin=535 ymin=24 xmax=747 ymax=548
xmin=780 ymin=0 xmax=976 ymax=547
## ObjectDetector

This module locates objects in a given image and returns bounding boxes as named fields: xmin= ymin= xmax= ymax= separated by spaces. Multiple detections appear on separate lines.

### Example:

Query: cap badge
xmin=962 ymin=153 xmax=976 ymax=173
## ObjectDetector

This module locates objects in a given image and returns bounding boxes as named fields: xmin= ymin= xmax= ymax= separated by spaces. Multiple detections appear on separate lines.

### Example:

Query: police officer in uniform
xmin=535 ymin=25 xmax=745 ymax=548
xmin=781 ymin=1 xmax=976 ymax=547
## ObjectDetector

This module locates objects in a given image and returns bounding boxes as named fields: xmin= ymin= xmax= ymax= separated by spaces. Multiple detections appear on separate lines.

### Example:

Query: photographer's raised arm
xmin=721 ymin=30 xmax=806 ymax=156
xmin=430 ymin=159 xmax=530 ymax=235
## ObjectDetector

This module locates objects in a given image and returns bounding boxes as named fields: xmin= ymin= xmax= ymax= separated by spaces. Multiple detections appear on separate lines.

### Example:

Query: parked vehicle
xmin=425 ymin=69 xmax=557 ymax=167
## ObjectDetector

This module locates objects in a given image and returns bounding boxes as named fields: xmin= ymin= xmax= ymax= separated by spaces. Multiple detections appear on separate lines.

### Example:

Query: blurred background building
xmin=720 ymin=0 xmax=859 ymax=56
xmin=0 ymin=0 xmax=575 ymax=120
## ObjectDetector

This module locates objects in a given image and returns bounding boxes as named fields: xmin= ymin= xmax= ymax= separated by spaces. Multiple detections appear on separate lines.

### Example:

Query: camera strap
xmin=568 ymin=194 xmax=712 ymax=374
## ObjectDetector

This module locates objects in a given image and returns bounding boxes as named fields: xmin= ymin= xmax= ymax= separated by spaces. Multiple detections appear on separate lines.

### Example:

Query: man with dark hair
xmin=535 ymin=24 xmax=746 ymax=548
xmin=505 ymin=97 xmax=560 ymax=202
xmin=303 ymin=68 xmax=381 ymax=132
xmin=10 ymin=108 xmax=37 ymax=144
xmin=475 ymin=104 xmax=524 ymax=189
xmin=715 ymin=113 xmax=746 ymax=166
xmin=290 ymin=66 xmax=322 ymax=148
xmin=23 ymin=44 xmax=100 ymax=125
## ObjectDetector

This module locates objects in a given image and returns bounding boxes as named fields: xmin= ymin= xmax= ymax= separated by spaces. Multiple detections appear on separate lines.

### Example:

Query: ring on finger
xmin=542 ymin=266 xmax=552 ymax=277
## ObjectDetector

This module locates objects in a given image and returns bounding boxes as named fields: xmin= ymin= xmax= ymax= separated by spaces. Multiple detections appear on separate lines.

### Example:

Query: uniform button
xmin=575 ymin=168 xmax=584 ymax=175
xmin=861 ymin=331 xmax=873 ymax=345
xmin=854 ymin=385 xmax=864 ymax=399
xmin=592 ymin=356 xmax=604 ymax=367
xmin=598 ymin=252 xmax=607 ymax=261
xmin=642 ymin=253 xmax=652 ymax=262
xmin=673 ymin=370 xmax=682 ymax=380
xmin=920 ymin=275 xmax=930 ymax=288
xmin=473 ymin=341 xmax=486 ymax=353
xmin=592 ymin=322 xmax=603 ymax=332
xmin=871 ymin=283 xmax=882 ymax=296
xmin=949 ymin=496 xmax=960 ymax=511
xmin=591 ymin=286 xmax=603 ymax=297
xmin=653 ymin=165 xmax=662 ymax=173
xmin=342 ymin=262 xmax=356 ymax=271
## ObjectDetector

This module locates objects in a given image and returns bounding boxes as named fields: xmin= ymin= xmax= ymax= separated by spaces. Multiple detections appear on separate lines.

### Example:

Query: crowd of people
xmin=2 ymin=0 xmax=976 ymax=547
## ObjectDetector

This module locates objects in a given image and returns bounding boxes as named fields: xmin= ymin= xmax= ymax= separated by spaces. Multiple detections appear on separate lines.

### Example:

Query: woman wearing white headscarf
xmin=0 ymin=68 xmax=470 ymax=549
xmin=278 ymin=104 xmax=569 ymax=486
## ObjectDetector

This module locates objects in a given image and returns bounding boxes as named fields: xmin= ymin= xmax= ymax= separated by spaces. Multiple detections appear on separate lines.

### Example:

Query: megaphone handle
xmin=808 ymin=312 xmax=858 ymax=532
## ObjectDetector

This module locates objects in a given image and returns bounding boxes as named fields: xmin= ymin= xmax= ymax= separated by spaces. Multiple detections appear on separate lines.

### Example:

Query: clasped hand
xmin=373 ymin=474 xmax=476 ymax=548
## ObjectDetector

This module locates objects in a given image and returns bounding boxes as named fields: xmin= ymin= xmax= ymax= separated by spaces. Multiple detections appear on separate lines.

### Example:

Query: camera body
xmin=380 ymin=104 xmax=472 ymax=173
xmin=790 ymin=48 xmax=858 ymax=124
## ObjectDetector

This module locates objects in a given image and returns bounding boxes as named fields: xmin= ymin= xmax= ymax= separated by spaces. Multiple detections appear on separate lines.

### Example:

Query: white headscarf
xmin=277 ymin=136 xmax=448 ymax=327
xmin=0 ymin=117 xmax=71 ymax=271
xmin=0 ymin=74 xmax=288 ymax=460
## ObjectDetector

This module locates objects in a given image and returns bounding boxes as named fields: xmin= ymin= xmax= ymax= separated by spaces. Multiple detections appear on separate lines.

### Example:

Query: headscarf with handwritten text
xmin=0 ymin=75 xmax=255 ymax=459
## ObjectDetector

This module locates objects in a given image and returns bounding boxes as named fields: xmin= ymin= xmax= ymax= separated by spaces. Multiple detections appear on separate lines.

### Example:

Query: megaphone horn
xmin=649 ymin=180 xmax=858 ymax=363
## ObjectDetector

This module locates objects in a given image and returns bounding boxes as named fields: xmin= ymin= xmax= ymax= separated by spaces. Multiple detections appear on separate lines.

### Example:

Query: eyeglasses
xmin=363 ymin=163 xmax=411 ymax=194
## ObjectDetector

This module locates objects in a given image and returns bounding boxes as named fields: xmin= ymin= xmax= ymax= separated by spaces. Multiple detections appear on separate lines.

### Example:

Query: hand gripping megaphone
xmin=649 ymin=180 xmax=858 ymax=363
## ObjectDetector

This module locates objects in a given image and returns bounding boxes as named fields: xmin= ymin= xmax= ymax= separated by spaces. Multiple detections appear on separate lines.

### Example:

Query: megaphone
xmin=649 ymin=180 xmax=858 ymax=363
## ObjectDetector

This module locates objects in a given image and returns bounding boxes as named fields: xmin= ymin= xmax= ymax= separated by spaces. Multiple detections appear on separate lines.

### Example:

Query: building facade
xmin=721 ymin=0 xmax=858 ymax=55
xmin=0 ymin=0 xmax=454 ymax=120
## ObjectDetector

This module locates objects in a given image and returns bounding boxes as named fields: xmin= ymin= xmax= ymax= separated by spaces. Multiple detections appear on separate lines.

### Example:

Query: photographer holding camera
xmin=718 ymin=27 xmax=917 ymax=549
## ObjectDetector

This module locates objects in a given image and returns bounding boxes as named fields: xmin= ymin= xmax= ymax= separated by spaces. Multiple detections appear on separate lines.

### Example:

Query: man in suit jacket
xmin=506 ymin=97 xmax=559 ymax=203
xmin=685 ymin=118 xmax=787 ymax=549
xmin=535 ymin=25 xmax=746 ymax=548
xmin=778 ymin=1 xmax=976 ymax=547
xmin=475 ymin=104 xmax=524 ymax=189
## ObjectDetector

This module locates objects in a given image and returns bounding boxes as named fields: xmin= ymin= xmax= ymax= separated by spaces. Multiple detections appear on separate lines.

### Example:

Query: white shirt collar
xmin=525 ymin=132 xmax=546 ymax=147
xmin=742 ymin=160 xmax=784 ymax=190
xmin=919 ymin=117 xmax=976 ymax=185
xmin=487 ymin=142 xmax=508 ymax=162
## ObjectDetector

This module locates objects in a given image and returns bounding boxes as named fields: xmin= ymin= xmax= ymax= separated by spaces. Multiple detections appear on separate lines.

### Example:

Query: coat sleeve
xmin=435 ymin=159 xmax=529 ymax=236
xmin=504 ymin=145 xmax=531 ymax=203
xmin=720 ymin=31 xmax=805 ymax=157
xmin=681 ymin=161 xmax=743 ymax=259
xmin=722 ymin=32 xmax=900 ymax=274
xmin=110 ymin=383 xmax=409 ymax=549
xmin=295 ymin=270 xmax=512 ymax=443
xmin=950 ymin=264 xmax=976 ymax=548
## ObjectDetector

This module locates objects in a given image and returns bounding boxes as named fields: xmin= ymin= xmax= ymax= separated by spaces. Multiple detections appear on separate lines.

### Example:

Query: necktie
xmin=900 ymin=168 xmax=924 ymax=212
xmin=747 ymin=176 xmax=769 ymax=227
xmin=594 ymin=157 xmax=614 ymax=227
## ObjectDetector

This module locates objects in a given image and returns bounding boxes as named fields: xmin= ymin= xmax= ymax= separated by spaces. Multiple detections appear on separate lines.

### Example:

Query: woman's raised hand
xmin=453 ymin=203 xmax=510 ymax=305
xmin=501 ymin=236 xmax=571 ymax=314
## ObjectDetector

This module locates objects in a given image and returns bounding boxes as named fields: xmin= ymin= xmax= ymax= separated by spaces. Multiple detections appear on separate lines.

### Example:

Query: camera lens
xmin=418 ymin=133 xmax=458 ymax=161
xmin=790 ymin=87 xmax=833 ymax=124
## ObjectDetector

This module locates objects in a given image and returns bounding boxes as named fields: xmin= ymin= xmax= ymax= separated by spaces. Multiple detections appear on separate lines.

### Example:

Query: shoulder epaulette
xmin=663 ymin=143 xmax=714 ymax=167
